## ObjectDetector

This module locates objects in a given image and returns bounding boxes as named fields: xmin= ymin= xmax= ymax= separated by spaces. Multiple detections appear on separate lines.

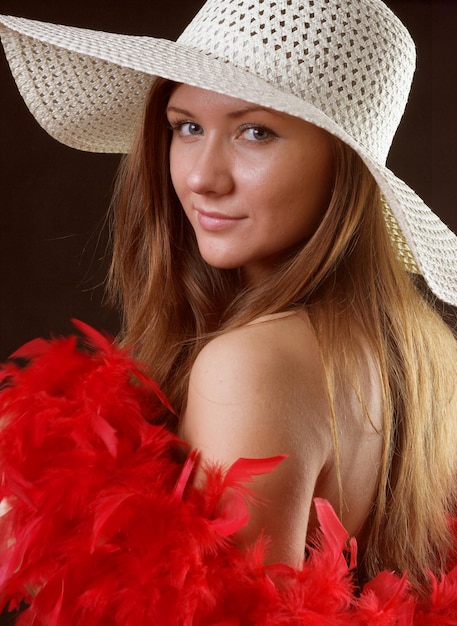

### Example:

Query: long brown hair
xmin=109 ymin=77 xmax=457 ymax=589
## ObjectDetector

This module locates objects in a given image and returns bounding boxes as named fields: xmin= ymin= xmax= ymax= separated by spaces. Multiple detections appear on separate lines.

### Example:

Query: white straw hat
xmin=1 ymin=0 xmax=456 ymax=305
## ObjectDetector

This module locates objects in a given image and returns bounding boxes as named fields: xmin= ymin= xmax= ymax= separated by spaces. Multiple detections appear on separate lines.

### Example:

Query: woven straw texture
xmin=0 ymin=0 xmax=457 ymax=304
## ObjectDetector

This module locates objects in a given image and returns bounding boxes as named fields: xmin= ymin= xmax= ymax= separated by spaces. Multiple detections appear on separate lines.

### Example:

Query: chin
xmin=203 ymin=259 xmax=241 ymax=272
xmin=199 ymin=251 xmax=243 ymax=271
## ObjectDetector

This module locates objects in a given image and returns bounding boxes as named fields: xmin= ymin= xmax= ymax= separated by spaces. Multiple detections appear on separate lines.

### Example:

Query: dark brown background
xmin=0 ymin=0 xmax=456 ymax=360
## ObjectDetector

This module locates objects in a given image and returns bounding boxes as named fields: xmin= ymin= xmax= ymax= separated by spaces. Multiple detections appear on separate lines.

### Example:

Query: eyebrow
xmin=166 ymin=104 xmax=274 ymax=119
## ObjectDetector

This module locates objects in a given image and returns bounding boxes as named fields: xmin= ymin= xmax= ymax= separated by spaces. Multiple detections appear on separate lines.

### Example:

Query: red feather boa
xmin=0 ymin=321 xmax=457 ymax=625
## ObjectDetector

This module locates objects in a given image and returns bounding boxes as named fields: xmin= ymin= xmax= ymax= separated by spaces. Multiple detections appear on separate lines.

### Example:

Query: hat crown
xmin=178 ymin=0 xmax=415 ymax=164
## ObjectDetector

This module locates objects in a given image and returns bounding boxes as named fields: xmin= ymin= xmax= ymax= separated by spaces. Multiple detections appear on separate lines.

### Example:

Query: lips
xmin=195 ymin=208 xmax=244 ymax=231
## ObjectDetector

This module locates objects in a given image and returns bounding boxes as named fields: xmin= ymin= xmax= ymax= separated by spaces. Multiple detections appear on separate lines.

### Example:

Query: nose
xmin=186 ymin=138 xmax=234 ymax=196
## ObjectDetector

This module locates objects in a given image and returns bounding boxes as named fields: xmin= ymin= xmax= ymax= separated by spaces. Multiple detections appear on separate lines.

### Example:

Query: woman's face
xmin=167 ymin=84 xmax=335 ymax=283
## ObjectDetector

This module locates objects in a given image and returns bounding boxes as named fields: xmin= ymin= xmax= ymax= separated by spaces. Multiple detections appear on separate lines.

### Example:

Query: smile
xmin=196 ymin=209 xmax=245 ymax=232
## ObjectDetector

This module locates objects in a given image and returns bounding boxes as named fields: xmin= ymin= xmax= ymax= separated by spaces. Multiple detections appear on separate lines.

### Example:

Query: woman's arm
xmin=180 ymin=314 xmax=333 ymax=567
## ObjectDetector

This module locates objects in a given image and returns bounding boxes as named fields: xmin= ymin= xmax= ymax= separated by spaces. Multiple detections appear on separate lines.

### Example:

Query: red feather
xmin=1 ymin=322 xmax=456 ymax=625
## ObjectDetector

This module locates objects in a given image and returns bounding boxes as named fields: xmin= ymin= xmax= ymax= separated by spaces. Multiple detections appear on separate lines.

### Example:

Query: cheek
xmin=297 ymin=146 xmax=334 ymax=221
xmin=169 ymin=143 xmax=185 ymax=199
xmin=279 ymin=157 xmax=334 ymax=239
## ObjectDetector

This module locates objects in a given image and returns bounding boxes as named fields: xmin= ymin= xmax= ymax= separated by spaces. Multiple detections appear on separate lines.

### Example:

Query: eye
xmin=170 ymin=120 xmax=203 ymax=137
xmin=240 ymin=125 xmax=276 ymax=142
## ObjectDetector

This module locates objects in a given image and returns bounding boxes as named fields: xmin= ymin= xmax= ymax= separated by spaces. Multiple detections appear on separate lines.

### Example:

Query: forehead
xmin=167 ymin=84 xmax=281 ymax=118
xmin=166 ymin=83 xmax=335 ymax=155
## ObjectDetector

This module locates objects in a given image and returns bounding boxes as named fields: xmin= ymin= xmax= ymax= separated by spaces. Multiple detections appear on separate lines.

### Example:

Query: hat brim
xmin=1 ymin=15 xmax=457 ymax=305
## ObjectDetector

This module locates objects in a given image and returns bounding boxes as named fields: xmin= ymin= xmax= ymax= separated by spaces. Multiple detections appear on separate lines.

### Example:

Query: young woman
xmin=1 ymin=0 xmax=457 ymax=622
xmin=113 ymin=77 xmax=457 ymax=586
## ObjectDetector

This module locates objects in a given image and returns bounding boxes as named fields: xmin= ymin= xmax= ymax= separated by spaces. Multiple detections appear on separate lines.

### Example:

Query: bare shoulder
xmin=181 ymin=311 xmax=333 ymax=564
xmin=181 ymin=311 xmax=333 ymax=463
xmin=191 ymin=312 xmax=323 ymax=394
